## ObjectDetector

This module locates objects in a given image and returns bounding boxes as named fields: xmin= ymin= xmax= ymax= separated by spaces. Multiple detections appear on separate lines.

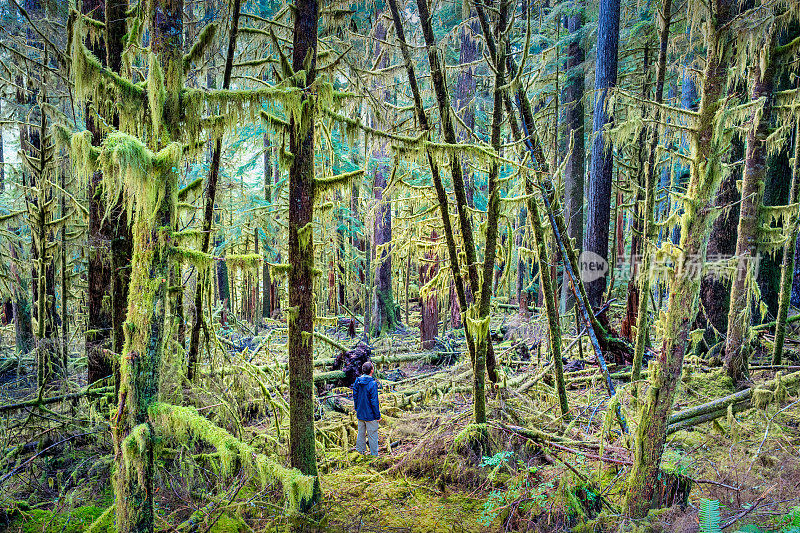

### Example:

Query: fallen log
xmin=0 ymin=385 xmax=114 ymax=414
xmin=665 ymin=370 xmax=800 ymax=431
xmin=666 ymin=401 xmax=750 ymax=435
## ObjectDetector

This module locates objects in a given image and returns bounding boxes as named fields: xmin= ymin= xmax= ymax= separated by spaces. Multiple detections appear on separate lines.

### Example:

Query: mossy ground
xmin=6 ymin=505 xmax=110 ymax=533
xmin=2 ymin=306 xmax=799 ymax=532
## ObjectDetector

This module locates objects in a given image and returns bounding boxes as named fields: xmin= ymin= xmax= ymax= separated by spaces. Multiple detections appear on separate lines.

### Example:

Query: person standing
xmin=352 ymin=361 xmax=381 ymax=455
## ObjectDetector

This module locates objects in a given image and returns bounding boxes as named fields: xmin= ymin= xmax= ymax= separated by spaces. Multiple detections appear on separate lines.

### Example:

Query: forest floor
xmin=1 ymin=305 xmax=800 ymax=532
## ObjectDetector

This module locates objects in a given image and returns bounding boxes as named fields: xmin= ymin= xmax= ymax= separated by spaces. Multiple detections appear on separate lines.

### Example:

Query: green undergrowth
xmin=319 ymin=455 xmax=486 ymax=532
xmin=4 ymin=503 xmax=111 ymax=533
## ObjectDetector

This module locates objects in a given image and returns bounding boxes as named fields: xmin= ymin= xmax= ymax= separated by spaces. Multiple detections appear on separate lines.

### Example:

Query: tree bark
xmin=288 ymin=0 xmax=321 ymax=510
xmin=84 ymin=0 xmax=114 ymax=385
xmin=113 ymin=1 xmax=182 ymax=530
xmin=420 ymin=231 xmax=439 ymax=350
xmin=724 ymin=29 xmax=776 ymax=384
xmin=584 ymin=0 xmax=621 ymax=308
xmin=625 ymin=0 xmax=737 ymax=516
xmin=560 ymin=2 xmax=585 ymax=312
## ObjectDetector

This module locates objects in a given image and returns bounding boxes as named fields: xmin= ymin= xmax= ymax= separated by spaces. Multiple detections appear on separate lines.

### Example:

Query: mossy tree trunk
xmin=630 ymin=0 xmax=673 ymax=395
xmin=471 ymin=0 xmax=508 ymax=425
xmin=370 ymin=18 xmax=399 ymax=336
xmin=724 ymin=28 xmax=777 ymax=384
xmin=85 ymin=0 xmax=117 ymax=385
xmin=112 ymin=1 xmax=183 ymax=531
xmin=773 ymin=116 xmax=800 ymax=364
xmin=387 ymin=0 xmax=478 ymax=371
xmin=287 ymin=0 xmax=321 ymax=511
xmin=415 ymin=0 xmax=498 ymax=385
xmin=187 ymin=0 xmax=241 ymax=380
xmin=622 ymin=41 xmax=651 ymax=341
xmin=456 ymin=14 xmax=480 ymax=208
xmin=626 ymin=0 xmax=737 ymax=516
xmin=473 ymin=0 xmax=577 ymax=418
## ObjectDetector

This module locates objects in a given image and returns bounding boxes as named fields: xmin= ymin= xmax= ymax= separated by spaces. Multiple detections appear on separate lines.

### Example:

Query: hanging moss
xmin=177 ymin=177 xmax=204 ymax=200
xmin=172 ymin=247 xmax=213 ymax=268
xmin=148 ymin=402 xmax=316 ymax=509
xmin=314 ymin=169 xmax=363 ymax=195
xmin=225 ymin=254 xmax=264 ymax=270
xmin=183 ymin=23 xmax=217 ymax=71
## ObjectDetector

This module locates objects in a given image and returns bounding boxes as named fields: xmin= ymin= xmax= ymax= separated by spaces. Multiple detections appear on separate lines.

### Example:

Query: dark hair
xmin=361 ymin=361 xmax=374 ymax=375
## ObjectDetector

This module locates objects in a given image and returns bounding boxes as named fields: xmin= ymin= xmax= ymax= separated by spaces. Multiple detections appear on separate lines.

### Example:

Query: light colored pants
xmin=356 ymin=419 xmax=379 ymax=456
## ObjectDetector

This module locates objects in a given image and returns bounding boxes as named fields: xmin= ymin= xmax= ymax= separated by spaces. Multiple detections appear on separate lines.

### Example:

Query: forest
xmin=1 ymin=0 xmax=800 ymax=531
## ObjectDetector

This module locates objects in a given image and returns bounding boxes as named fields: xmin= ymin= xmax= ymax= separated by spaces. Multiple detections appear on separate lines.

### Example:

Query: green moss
xmin=177 ymin=177 xmax=204 ymax=200
xmin=172 ymin=246 xmax=213 ymax=268
xmin=314 ymin=169 xmax=363 ymax=195
xmin=7 ymin=505 xmax=112 ymax=533
xmin=183 ymin=23 xmax=217 ymax=72
xmin=453 ymin=423 xmax=489 ymax=454
xmin=148 ymin=402 xmax=316 ymax=510
xmin=225 ymin=254 xmax=263 ymax=270
xmin=320 ymin=462 xmax=485 ymax=532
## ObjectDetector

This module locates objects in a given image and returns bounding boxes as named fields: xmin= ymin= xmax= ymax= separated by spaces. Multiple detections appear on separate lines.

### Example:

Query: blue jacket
xmin=352 ymin=374 xmax=380 ymax=421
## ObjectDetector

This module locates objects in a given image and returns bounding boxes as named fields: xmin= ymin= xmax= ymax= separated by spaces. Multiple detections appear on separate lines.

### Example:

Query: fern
xmin=699 ymin=499 xmax=722 ymax=533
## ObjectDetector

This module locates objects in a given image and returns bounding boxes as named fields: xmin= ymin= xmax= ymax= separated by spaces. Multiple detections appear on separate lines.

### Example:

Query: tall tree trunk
xmin=456 ymin=15 xmax=480 ymax=208
xmin=87 ymin=0 xmax=131 ymax=385
xmin=107 ymin=0 xmax=132 ymax=359
xmin=621 ymin=41 xmax=650 ymax=341
xmin=288 ymin=0 xmax=321 ymax=510
xmin=389 ymin=0 xmax=485 ymax=385
xmin=626 ymin=0 xmax=737 ymax=516
xmin=472 ymin=0 xmax=508 ymax=425
xmin=187 ymin=0 xmax=241 ymax=380
xmin=85 ymin=0 xmax=114 ymax=386
xmin=631 ymin=0 xmax=673 ymax=395
xmin=773 ymin=117 xmax=800 ymax=364
xmin=584 ymin=0 xmax=620 ymax=308
xmin=414 ymin=0 xmax=498 ymax=383
xmin=724 ymin=29 xmax=777 ymax=384
xmin=262 ymin=136 xmax=272 ymax=320
xmin=560 ymin=1 xmax=585 ymax=312
xmin=113 ymin=1 xmax=183 ymax=530
xmin=370 ymin=18 xmax=398 ymax=336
